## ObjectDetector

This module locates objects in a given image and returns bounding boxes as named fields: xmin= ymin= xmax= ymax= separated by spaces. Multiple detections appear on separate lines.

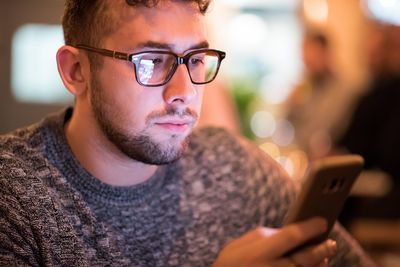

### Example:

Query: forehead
xmin=103 ymin=1 xmax=208 ymax=53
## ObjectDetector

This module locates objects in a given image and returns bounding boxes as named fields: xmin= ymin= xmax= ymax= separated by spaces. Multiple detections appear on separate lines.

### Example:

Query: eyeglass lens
xmin=134 ymin=51 xmax=220 ymax=86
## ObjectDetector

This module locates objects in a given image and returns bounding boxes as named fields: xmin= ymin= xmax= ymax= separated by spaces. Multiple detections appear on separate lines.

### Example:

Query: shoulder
xmin=183 ymin=127 xmax=296 ymax=225
xmin=0 ymin=119 xmax=58 ymax=210
xmin=0 ymin=110 xmax=66 ymax=182
xmin=188 ymin=126 xmax=261 ymax=162
xmin=187 ymin=126 xmax=290 ymax=181
xmin=185 ymin=127 xmax=259 ymax=173
xmin=0 ymin=125 xmax=49 ymax=220
xmin=179 ymin=128 xmax=295 ymax=227
xmin=188 ymin=126 xmax=240 ymax=151
xmin=0 ymin=128 xmax=83 ymax=267
xmin=0 ymin=119 xmax=68 ymax=240
xmin=0 ymin=123 xmax=47 ymax=180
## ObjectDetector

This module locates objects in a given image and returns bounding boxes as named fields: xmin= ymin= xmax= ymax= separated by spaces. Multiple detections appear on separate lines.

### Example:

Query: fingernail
xmin=326 ymin=239 xmax=337 ymax=256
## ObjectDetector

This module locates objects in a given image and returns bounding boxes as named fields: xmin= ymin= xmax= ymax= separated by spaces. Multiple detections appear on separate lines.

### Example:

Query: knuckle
xmin=253 ymin=226 xmax=277 ymax=238
xmin=253 ymin=227 xmax=272 ymax=238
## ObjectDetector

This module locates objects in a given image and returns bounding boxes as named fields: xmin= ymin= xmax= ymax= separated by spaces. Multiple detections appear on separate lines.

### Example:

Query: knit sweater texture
xmin=0 ymin=108 xmax=376 ymax=266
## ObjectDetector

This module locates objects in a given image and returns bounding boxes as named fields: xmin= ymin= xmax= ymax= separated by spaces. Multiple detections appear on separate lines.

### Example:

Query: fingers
xmin=273 ymin=257 xmax=329 ymax=267
xmin=289 ymin=239 xmax=337 ymax=267
xmin=223 ymin=227 xmax=278 ymax=251
xmin=213 ymin=220 xmax=334 ymax=267
xmin=317 ymin=258 xmax=329 ymax=267
xmin=256 ymin=217 xmax=328 ymax=259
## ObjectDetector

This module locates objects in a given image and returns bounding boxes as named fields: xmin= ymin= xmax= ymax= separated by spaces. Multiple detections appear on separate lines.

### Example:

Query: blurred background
xmin=1 ymin=0 xmax=400 ymax=266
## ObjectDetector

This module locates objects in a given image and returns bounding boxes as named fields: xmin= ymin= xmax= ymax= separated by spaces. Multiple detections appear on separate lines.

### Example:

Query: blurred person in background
xmin=338 ymin=22 xmax=400 ymax=185
xmin=285 ymin=2 xmax=359 ymax=160
xmin=285 ymin=28 xmax=338 ymax=158
xmin=336 ymin=21 xmax=400 ymax=225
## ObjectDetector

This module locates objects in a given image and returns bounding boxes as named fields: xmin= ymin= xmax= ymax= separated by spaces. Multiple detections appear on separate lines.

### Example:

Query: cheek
xmin=115 ymin=87 xmax=167 ymax=128
xmin=196 ymin=87 xmax=205 ymax=111
xmin=115 ymin=89 xmax=157 ymax=125
xmin=95 ymin=67 xmax=151 ymax=123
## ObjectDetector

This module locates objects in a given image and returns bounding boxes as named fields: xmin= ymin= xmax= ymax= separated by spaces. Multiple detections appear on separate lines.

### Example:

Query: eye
xmin=189 ymin=57 xmax=204 ymax=65
xmin=151 ymin=57 xmax=164 ymax=64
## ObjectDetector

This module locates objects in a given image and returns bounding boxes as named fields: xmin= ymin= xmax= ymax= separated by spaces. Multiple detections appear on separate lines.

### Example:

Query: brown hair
xmin=62 ymin=0 xmax=211 ymax=47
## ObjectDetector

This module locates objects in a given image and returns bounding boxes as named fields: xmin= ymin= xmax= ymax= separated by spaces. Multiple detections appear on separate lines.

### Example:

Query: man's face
xmin=89 ymin=2 xmax=207 ymax=165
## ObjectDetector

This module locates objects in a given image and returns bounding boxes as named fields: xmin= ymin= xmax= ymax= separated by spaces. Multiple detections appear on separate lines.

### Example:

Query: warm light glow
xmin=11 ymin=24 xmax=72 ymax=104
xmin=303 ymin=0 xmax=329 ymax=25
xmin=308 ymin=130 xmax=332 ymax=158
xmin=379 ymin=0 xmax=396 ymax=7
xmin=365 ymin=0 xmax=400 ymax=25
xmin=250 ymin=111 xmax=276 ymax=138
xmin=259 ymin=142 xmax=281 ymax=159
xmin=272 ymin=119 xmax=295 ymax=147
xmin=227 ymin=13 xmax=269 ymax=52
xmin=260 ymin=74 xmax=293 ymax=104
xmin=221 ymin=0 xmax=298 ymax=9
xmin=276 ymin=156 xmax=294 ymax=177
xmin=287 ymin=150 xmax=309 ymax=181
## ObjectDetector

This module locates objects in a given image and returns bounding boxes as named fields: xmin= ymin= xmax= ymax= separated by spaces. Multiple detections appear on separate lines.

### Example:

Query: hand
xmin=213 ymin=217 xmax=337 ymax=267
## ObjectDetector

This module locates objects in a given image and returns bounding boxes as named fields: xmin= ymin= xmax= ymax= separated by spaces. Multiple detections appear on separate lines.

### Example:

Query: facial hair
xmin=90 ymin=74 xmax=198 ymax=165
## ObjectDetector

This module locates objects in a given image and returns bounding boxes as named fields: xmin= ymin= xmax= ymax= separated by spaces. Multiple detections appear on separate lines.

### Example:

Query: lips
xmin=154 ymin=118 xmax=195 ymax=133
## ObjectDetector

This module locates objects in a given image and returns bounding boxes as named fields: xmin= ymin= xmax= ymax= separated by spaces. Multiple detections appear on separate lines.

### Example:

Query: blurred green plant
xmin=229 ymin=77 xmax=259 ymax=140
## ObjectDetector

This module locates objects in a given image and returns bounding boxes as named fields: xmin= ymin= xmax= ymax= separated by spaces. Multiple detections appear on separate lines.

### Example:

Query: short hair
xmin=62 ymin=0 xmax=211 ymax=47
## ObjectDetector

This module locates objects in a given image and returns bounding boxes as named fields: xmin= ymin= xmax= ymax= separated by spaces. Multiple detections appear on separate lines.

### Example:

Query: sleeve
xmin=0 ymin=184 xmax=40 ymax=267
xmin=328 ymin=223 xmax=378 ymax=267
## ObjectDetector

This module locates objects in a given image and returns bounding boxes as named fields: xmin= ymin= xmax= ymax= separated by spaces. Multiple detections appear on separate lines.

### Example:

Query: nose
xmin=163 ymin=64 xmax=197 ymax=105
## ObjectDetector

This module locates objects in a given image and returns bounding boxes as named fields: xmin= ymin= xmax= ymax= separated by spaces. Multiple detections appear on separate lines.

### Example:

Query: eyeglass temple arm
xmin=75 ymin=45 xmax=129 ymax=61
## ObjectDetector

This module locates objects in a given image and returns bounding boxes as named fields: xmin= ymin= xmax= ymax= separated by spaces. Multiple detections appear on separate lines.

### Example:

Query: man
xmin=0 ymin=0 xmax=376 ymax=266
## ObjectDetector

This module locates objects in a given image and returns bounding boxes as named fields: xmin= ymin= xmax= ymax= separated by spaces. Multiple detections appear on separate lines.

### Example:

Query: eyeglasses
xmin=75 ymin=44 xmax=226 ymax=87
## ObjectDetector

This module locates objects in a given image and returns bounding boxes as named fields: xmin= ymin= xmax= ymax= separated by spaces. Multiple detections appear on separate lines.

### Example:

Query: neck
xmin=64 ymin=105 xmax=158 ymax=187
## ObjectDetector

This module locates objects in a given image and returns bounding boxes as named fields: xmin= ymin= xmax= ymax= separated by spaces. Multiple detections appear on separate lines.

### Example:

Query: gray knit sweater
xmin=0 ymin=108 xmax=376 ymax=267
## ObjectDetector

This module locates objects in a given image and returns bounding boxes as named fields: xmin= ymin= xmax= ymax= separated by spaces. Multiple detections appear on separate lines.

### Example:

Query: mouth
xmin=154 ymin=118 xmax=195 ymax=133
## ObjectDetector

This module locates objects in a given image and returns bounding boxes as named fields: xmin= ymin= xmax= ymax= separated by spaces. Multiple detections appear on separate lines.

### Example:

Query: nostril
xmin=171 ymin=97 xmax=185 ymax=104
xmin=163 ymin=84 xmax=198 ymax=105
xmin=163 ymin=66 xmax=197 ymax=104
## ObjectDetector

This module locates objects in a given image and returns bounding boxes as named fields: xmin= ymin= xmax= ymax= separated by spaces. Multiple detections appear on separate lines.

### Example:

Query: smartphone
xmin=283 ymin=154 xmax=364 ymax=252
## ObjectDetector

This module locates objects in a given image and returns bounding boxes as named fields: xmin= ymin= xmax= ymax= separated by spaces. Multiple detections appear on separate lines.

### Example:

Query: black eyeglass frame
xmin=75 ymin=44 xmax=226 ymax=87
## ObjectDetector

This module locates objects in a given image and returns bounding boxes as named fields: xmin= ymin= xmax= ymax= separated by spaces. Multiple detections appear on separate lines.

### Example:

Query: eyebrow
xmin=134 ymin=40 xmax=210 ymax=51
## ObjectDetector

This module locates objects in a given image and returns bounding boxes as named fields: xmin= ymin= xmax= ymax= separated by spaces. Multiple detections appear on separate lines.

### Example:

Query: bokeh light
xmin=287 ymin=149 xmax=309 ymax=181
xmin=227 ymin=13 xmax=269 ymax=53
xmin=250 ymin=111 xmax=276 ymax=138
xmin=276 ymin=156 xmax=294 ymax=177
xmin=259 ymin=142 xmax=281 ymax=159
xmin=364 ymin=0 xmax=400 ymax=26
xmin=260 ymin=73 xmax=294 ymax=105
xmin=303 ymin=0 xmax=329 ymax=25
xmin=272 ymin=119 xmax=295 ymax=147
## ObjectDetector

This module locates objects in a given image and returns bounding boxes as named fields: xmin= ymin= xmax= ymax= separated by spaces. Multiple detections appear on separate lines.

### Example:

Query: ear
xmin=56 ymin=45 xmax=89 ymax=96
